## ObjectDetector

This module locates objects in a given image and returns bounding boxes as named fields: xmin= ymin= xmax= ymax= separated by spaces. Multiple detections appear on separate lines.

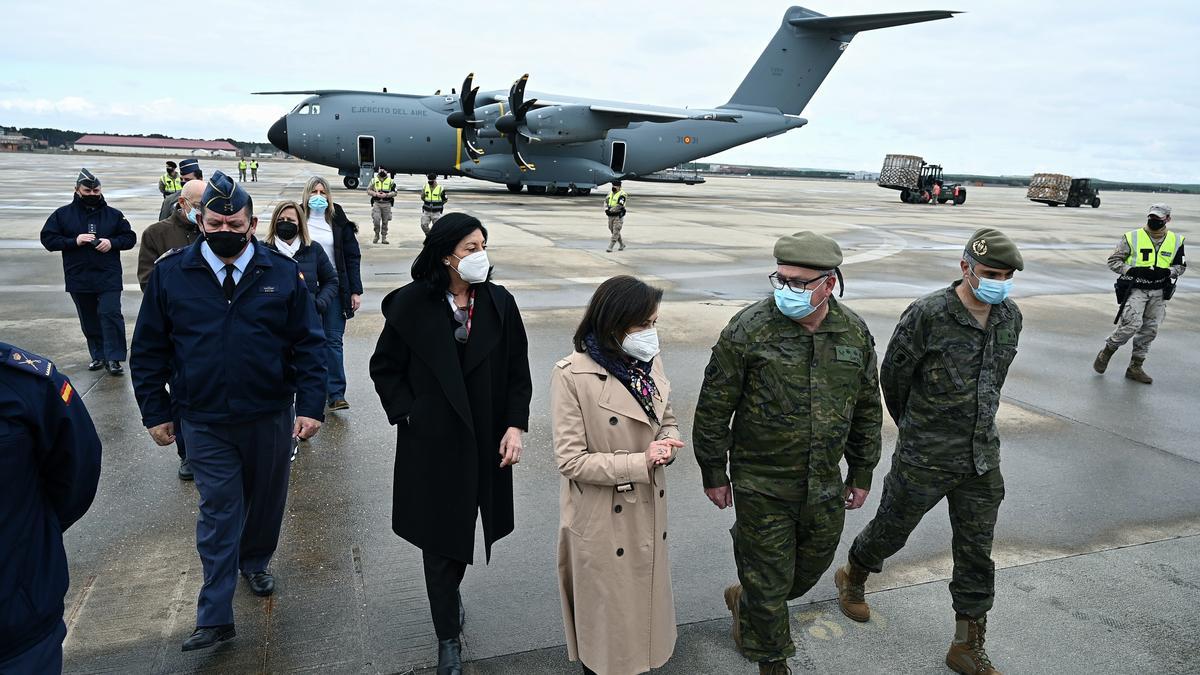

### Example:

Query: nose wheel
xmin=343 ymin=176 xmax=360 ymax=190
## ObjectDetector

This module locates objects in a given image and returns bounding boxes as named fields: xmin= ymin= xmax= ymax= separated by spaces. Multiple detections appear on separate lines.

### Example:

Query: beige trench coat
xmin=551 ymin=351 xmax=680 ymax=675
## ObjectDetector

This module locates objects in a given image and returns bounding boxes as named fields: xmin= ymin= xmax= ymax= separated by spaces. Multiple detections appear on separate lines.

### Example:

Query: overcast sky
xmin=2 ymin=1 xmax=1196 ymax=182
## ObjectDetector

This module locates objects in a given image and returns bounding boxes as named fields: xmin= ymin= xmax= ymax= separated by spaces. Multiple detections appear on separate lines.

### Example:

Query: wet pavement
xmin=1 ymin=153 xmax=1197 ymax=673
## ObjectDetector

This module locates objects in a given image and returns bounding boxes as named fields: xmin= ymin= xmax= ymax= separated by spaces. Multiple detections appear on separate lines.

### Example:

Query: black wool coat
xmin=370 ymin=281 xmax=532 ymax=564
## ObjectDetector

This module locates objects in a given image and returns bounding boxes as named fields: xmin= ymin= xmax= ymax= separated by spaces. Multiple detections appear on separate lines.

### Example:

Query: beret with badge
xmin=774 ymin=230 xmax=843 ymax=270
xmin=965 ymin=227 xmax=1023 ymax=271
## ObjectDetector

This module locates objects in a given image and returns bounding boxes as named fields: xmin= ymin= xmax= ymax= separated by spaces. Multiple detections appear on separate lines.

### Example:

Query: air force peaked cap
xmin=201 ymin=170 xmax=251 ymax=215
xmin=76 ymin=168 xmax=100 ymax=188
xmin=774 ymin=231 xmax=843 ymax=270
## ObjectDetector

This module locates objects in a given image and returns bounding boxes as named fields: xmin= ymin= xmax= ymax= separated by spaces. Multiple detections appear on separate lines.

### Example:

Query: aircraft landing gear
xmin=506 ymin=183 xmax=523 ymax=194
xmin=343 ymin=176 xmax=360 ymax=190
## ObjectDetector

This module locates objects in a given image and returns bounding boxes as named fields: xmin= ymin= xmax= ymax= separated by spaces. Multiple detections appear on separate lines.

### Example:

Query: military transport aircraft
xmin=257 ymin=6 xmax=957 ymax=194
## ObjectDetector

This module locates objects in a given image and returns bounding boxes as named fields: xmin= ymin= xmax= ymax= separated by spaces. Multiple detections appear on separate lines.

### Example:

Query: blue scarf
xmin=584 ymin=333 xmax=659 ymax=423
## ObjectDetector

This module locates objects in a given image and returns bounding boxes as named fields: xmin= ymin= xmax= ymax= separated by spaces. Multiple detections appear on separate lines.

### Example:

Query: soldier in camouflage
xmin=693 ymin=231 xmax=882 ymax=675
xmin=837 ymin=227 xmax=1024 ymax=675
xmin=1093 ymin=203 xmax=1186 ymax=384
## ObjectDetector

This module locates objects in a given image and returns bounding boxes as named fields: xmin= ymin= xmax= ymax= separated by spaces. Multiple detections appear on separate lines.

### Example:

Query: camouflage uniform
xmin=849 ymin=280 xmax=1022 ymax=618
xmin=1104 ymin=230 xmax=1186 ymax=360
xmin=694 ymin=297 xmax=882 ymax=662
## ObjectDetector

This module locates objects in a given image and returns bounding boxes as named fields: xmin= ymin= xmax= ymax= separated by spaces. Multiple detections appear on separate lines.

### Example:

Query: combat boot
xmin=834 ymin=561 xmax=871 ymax=622
xmin=1092 ymin=344 xmax=1117 ymax=373
xmin=1125 ymin=357 xmax=1153 ymax=384
xmin=723 ymin=583 xmax=744 ymax=651
xmin=946 ymin=615 xmax=1000 ymax=675
xmin=759 ymin=660 xmax=791 ymax=674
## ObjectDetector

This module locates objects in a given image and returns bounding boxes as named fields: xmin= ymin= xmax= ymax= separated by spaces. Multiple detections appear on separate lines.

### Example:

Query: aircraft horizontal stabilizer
xmin=788 ymin=10 xmax=960 ymax=33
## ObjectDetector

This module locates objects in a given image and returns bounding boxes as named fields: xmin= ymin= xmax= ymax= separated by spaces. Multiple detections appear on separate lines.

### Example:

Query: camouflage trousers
xmin=732 ymin=487 xmax=845 ymax=662
xmin=1107 ymin=288 xmax=1167 ymax=360
xmin=849 ymin=459 xmax=1005 ymax=619
xmin=371 ymin=203 xmax=392 ymax=237
xmin=420 ymin=209 xmax=442 ymax=235
xmin=607 ymin=215 xmax=624 ymax=246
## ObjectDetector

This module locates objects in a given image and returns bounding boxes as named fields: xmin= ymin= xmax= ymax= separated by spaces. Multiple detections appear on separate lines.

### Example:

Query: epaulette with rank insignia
xmin=3 ymin=345 xmax=57 ymax=379
xmin=154 ymin=247 xmax=187 ymax=264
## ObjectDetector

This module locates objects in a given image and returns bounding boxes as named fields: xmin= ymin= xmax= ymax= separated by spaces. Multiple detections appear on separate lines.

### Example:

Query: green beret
xmin=774 ymin=231 xmax=843 ymax=270
xmin=966 ymin=228 xmax=1023 ymax=271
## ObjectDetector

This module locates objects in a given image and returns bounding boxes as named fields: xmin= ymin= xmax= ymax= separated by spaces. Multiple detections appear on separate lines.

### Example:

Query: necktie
xmin=223 ymin=263 xmax=236 ymax=301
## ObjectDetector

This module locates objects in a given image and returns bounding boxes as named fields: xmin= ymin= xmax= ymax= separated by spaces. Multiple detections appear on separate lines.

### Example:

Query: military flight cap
xmin=427 ymin=173 xmax=437 ymax=180
xmin=76 ymin=168 xmax=100 ymax=188
xmin=965 ymin=227 xmax=1023 ymax=271
xmin=166 ymin=160 xmax=177 ymax=170
xmin=178 ymin=158 xmax=201 ymax=175
xmin=1148 ymin=203 xmax=1171 ymax=219
xmin=774 ymin=231 xmax=843 ymax=270
xmin=612 ymin=180 xmax=622 ymax=187
xmin=201 ymin=170 xmax=250 ymax=215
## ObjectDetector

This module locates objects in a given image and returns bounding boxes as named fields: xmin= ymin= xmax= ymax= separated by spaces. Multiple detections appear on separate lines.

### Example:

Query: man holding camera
xmin=40 ymin=168 xmax=137 ymax=375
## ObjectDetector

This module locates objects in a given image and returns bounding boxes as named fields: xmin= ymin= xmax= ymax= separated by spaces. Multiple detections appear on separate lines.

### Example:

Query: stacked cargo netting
xmin=1026 ymin=173 xmax=1071 ymax=203
xmin=878 ymin=154 xmax=924 ymax=190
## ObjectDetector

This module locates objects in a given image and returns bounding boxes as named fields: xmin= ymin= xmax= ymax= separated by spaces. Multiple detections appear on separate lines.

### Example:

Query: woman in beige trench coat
xmin=551 ymin=276 xmax=687 ymax=675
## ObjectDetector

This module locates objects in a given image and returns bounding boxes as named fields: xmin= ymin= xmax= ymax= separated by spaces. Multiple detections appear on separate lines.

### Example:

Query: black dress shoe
xmin=436 ymin=638 xmax=462 ymax=675
xmin=178 ymin=458 xmax=194 ymax=481
xmin=105 ymin=360 xmax=124 ymax=375
xmin=181 ymin=624 xmax=235 ymax=651
xmin=88 ymin=359 xmax=104 ymax=371
xmin=244 ymin=571 xmax=274 ymax=597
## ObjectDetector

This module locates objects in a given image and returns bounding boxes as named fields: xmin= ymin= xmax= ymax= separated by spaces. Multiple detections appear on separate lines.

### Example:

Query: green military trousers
xmin=732 ymin=488 xmax=845 ymax=662
xmin=849 ymin=459 xmax=1005 ymax=618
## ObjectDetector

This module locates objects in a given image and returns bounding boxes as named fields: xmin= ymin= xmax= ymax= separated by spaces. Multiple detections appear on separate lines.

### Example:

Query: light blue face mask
xmin=308 ymin=195 xmax=328 ymax=210
xmin=186 ymin=207 xmax=198 ymax=224
xmin=969 ymin=268 xmax=1013 ymax=305
xmin=774 ymin=286 xmax=825 ymax=319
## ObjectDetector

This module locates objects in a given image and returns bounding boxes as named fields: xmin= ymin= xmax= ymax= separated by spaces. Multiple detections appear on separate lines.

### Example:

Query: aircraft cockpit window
xmin=296 ymin=103 xmax=320 ymax=115
xmin=310 ymin=104 xmax=320 ymax=114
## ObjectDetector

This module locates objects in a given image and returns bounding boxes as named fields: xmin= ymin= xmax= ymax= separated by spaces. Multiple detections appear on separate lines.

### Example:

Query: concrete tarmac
xmin=1 ymin=153 xmax=1197 ymax=674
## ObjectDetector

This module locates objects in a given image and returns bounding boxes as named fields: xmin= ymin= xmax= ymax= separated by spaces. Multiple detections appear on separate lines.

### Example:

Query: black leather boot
xmin=436 ymin=637 xmax=462 ymax=675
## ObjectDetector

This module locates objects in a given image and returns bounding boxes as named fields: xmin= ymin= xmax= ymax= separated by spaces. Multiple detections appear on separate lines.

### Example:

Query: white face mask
xmin=621 ymin=328 xmax=660 ymax=362
xmin=453 ymin=251 xmax=490 ymax=284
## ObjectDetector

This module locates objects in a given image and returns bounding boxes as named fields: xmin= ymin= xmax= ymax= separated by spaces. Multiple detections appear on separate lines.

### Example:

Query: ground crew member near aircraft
xmin=837 ymin=228 xmax=1024 ymax=675
xmin=250 ymin=159 xmax=259 ymax=182
xmin=693 ymin=232 xmax=882 ymax=675
xmin=0 ymin=342 xmax=102 ymax=674
xmin=1093 ymin=203 xmax=1186 ymax=384
xmin=40 ymin=168 xmax=137 ymax=376
xmin=368 ymin=168 xmax=397 ymax=244
xmin=159 ymin=160 xmax=183 ymax=196
xmin=158 ymin=158 xmax=203 ymax=220
xmin=605 ymin=180 xmax=628 ymax=252
xmin=131 ymin=170 xmax=327 ymax=652
xmin=238 ymin=158 xmax=248 ymax=181
xmin=420 ymin=173 xmax=447 ymax=234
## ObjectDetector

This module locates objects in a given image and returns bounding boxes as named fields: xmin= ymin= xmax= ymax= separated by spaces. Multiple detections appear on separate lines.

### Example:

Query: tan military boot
xmin=834 ymin=562 xmax=871 ymax=622
xmin=1125 ymin=357 xmax=1153 ymax=384
xmin=723 ymin=583 xmax=744 ymax=651
xmin=946 ymin=615 xmax=1000 ymax=674
xmin=1093 ymin=344 xmax=1117 ymax=373
xmin=759 ymin=660 xmax=792 ymax=674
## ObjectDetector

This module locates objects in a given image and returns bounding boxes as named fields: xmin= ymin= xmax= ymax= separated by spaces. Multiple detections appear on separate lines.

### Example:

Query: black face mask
xmin=79 ymin=194 xmax=103 ymax=208
xmin=1147 ymin=217 xmax=1167 ymax=231
xmin=275 ymin=220 xmax=299 ymax=241
xmin=204 ymin=230 xmax=250 ymax=258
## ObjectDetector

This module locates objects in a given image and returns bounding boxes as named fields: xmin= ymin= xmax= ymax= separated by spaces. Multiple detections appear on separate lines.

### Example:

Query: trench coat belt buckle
xmin=615 ymin=482 xmax=634 ymax=493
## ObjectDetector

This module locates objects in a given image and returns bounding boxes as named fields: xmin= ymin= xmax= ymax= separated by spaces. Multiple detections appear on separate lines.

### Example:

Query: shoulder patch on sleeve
xmin=5 ymin=348 xmax=56 ymax=379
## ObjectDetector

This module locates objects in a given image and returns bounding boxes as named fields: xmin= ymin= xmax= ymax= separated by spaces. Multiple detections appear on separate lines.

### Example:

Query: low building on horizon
xmin=73 ymin=135 xmax=239 ymax=157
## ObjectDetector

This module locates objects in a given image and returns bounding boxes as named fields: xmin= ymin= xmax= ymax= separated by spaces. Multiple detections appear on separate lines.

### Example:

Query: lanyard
xmin=464 ymin=290 xmax=476 ymax=338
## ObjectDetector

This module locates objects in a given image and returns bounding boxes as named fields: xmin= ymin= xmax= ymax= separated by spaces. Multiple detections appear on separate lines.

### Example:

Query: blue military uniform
xmin=0 ymin=343 xmax=102 ymax=672
xmin=131 ymin=171 xmax=326 ymax=636
xmin=40 ymin=169 xmax=137 ymax=365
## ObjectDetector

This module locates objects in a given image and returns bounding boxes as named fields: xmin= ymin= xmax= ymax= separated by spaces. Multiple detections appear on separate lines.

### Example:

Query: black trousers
xmin=422 ymin=550 xmax=467 ymax=640
xmin=70 ymin=291 xmax=126 ymax=361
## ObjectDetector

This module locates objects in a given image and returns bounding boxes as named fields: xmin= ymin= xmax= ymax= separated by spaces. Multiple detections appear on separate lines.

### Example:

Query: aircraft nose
xmin=268 ymin=116 xmax=288 ymax=154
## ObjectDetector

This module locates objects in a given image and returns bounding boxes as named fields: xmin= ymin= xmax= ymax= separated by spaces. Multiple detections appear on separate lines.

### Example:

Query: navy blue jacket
xmin=328 ymin=204 xmax=363 ymax=318
xmin=130 ymin=239 xmax=328 ymax=426
xmin=40 ymin=194 xmax=137 ymax=293
xmin=266 ymin=240 xmax=339 ymax=316
xmin=0 ymin=343 xmax=102 ymax=662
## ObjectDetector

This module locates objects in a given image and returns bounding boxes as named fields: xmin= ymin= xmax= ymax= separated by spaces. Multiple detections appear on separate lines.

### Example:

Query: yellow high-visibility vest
xmin=238 ymin=160 xmax=247 ymax=169
xmin=373 ymin=177 xmax=395 ymax=192
xmin=1125 ymin=229 xmax=1183 ymax=269
xmin=160 ymin=173 xmax=182 ymax=193
xmin=423 ymin=184 xmax=445 ymax=204
xmin=606 ymin=190 xmax=627 ymax=209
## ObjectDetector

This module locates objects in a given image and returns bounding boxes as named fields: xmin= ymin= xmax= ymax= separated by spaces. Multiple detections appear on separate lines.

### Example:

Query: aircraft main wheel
xmin=555 ymin=187 xmax=570 ymax=196
xmin=1092 ymin=197 xmax=1101 ymax=208
xmin=343 ymin=176 xmax=359 ymax=190
xmin=578 ymin=188 xmax=592 ymax=196
xmin=529 ymin=185 xmax=547 ymax=195
xmin=506 ymin=183 xmax=523 ymax=193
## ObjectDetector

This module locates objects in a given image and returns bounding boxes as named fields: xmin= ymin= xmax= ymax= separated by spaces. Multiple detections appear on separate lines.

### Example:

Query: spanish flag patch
xmin=60 ymin=380 xmax=74 ymax=405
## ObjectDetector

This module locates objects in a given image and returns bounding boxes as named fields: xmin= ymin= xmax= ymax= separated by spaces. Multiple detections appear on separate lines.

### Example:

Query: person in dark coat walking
xmin=0 ymin=342 xmax=102 ymax=674
xmin=370 ymin=213 xmax=532 ymax=675
xmin=40 ymin=168 xmax=137 ymax=375
xmin=264 ymin=201 xmax=339 ymax=317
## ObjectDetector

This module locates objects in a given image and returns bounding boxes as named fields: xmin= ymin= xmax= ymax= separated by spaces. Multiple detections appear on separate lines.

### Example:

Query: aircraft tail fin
xmin=723 ymin=6 xmax=958 ymax=115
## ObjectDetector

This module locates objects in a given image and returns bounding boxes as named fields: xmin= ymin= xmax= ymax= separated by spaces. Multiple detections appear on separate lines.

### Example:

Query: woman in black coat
xmin=263 ymin=201 xmax=339 ymax=316
xmin=370 ymin=213 xmax=532 ymax=675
